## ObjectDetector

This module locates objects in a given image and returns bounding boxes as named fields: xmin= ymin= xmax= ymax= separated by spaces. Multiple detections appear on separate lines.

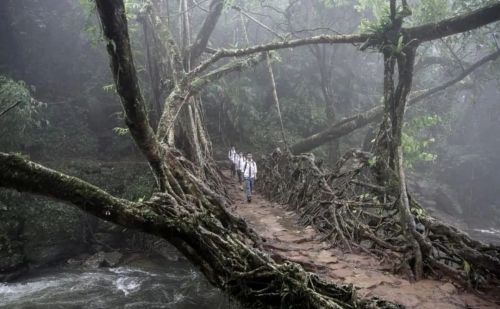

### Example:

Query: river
xmin=0 ymin=258 xmax=239 ymax=309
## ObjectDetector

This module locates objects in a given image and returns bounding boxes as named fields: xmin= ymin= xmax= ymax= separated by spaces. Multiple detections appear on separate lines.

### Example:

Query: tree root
xmin=257 ymin=148 xmax=500 ymax=289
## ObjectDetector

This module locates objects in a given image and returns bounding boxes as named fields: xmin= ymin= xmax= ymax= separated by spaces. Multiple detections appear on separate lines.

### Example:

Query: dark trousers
xmin=230 ymin=162 xmax=236 ymax=177
xmin=245 ymin=177 xmax=254 ymax=200
xmin=237 ymin=170 xmax=242 ymax=183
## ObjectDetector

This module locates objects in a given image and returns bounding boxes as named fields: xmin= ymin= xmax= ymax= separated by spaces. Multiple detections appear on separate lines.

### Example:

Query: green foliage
xmin=124 ymin=0 xmax=149 ymax=20
xmin=210 ymin=66 xmax=329 ymax=153
xmin=322 ymin=0 xmax=353 ymax=8
xmin=451 ymin=0 xmax=499 ymax=12
xmin=412 ymin=0 xmax=449 ymax=24
xmin=78 ymin=0 xmax=102 ymax=46
xmin=368 ymin=155 xmax=377 ymax=167
xmin=326 ymin=0 xmax=444 ymax=42
xmin=268 ymin=51 xmax=282 ymax=63
xmin=412 ymin=207 xmax=426 ymax=219
xmin=102 ymin=83 xmax=117 ymax=93
xmin=60 ymin=160 xmax=155 ymax=201
xmin=358 ymin=5 xmax=391 ymax=35
xmin=355 ymin=0 xmax=388 ymax=21
xmin=463 ymin=259 xmax=471 ymax=275
xmin=0 ymin=161 xmax=154 ymax=265
xmin=0 ymin=189 xmax=84 ymax=247
xmin=223 ymin=0 xmax=263 ymax=12
xmin=355 ymin=0 xmax=455 ymax=33
xmin=402 ymin=115 xmax=441 ymax=169
xmin=0 ymin=76 xmax=43 ymax=149
xmin=113 ymin=127 xmax=130 ymax=136
xmin=411 ymin=0 xmax=500 ymax=57
xmin=22 ymin=102 xmax=99 ymax=158
xmin=78 ymin=0 xmax=147 ymax=46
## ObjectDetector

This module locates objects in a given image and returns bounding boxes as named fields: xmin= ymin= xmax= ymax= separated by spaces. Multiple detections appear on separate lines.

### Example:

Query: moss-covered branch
xmin=190 ymin=53 xmax=266 ymax=92
xmin=95 ymin=0 xmax=167 ymax=190
xmin=290 ymin=50 xmax=500 ymax=154
xmin=406 ymin=2 xmax=500 ymax=42
xmin=156 ymin=53 xmax=267 ymax=143
xmin=187 ymin=2 xmax=500 ymax=76
xmin=186 ymin=34 xmax=368 ymax=79
xmin=0 ymin=153 xmax=141 ymax=227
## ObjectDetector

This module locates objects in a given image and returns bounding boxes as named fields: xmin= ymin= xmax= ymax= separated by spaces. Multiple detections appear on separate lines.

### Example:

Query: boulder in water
xmin=84 ymin=251 xmax=123 ymax=268
xmin=103 ymin=251 xmax=123 ymax=267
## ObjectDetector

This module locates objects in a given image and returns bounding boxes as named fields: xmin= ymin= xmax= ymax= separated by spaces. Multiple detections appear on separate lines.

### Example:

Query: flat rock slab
xmin=330 ymin=268 xmax=356 ymax=279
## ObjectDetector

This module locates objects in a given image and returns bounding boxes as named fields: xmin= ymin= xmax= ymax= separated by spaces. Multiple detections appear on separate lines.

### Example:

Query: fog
xmin=4 ymin=0 xmax=495 ymax=225
xmin=1 ymin=0 xmax=499 ymax=307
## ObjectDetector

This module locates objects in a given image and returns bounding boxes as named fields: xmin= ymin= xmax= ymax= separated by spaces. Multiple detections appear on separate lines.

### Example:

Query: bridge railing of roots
xmin=257 ymin=149 xmax=500 ymax=289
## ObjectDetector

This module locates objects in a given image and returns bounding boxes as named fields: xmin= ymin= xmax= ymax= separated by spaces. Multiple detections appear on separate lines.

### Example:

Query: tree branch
xmin=290 ymin=106 xmax=383 ymax=154
xmin=232 ymin=5 xmax=285 ymax=40
xmin=190 ymin=53 xmax=266 ymax=92
xmin=290 ymin=49 xmax=500 ymax=154
xmin=157 ymin=91 xmax=187 ymax=143
xmin=188 ymin=2 xmax=500 ymax=78
xmin=165 ymin=28 xmax=187 ymax=85
xmin=266 ymin=52 xmax=289 ymax=150
xmin=410 ymin=49 xmax=500 ymax=102
xmin=186 ymin=33 xmax=368 ymax=79
xmin=0 ymin=101 xmax=22 ymax=119
xmin=157 ymin=53 xmax=266 ymax=143
xmin=95 ymin=0 xmax=167 ymax=190
xmin=0 ymin=153 xmax=140 ymax=226
xmin=414 ymin=56 xmax=456 ymax=72
xmin=188 ymin=0 xmax=224 ymax=65
xmin=406 ymin=2 xmax=500 ymax=42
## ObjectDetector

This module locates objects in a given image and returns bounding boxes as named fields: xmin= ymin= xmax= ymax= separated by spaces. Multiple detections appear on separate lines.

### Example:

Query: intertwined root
xmin=257 ymin=149 xmax=500 ymax=288
xmin=142 ymin=151 xmax=401 ymax=308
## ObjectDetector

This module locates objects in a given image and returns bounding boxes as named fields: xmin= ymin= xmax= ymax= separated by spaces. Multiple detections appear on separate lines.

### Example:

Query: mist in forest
xmin=2 ymin=0 xmax=498 ymax=228
xmin=1 ymin=0 xmax=500 ymax=308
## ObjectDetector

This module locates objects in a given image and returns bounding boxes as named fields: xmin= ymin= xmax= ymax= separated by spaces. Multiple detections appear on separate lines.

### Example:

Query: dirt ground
xmin=224 ymin=171 xmax=500 ymax=308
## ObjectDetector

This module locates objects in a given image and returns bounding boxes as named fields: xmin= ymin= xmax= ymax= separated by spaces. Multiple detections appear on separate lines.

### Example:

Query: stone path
xmin=224 ymin=171 xmax=500 ymax=308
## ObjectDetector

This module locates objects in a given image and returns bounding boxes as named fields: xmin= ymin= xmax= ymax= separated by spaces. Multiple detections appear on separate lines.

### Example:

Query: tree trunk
xmin=372 ymin=3 xmax=424 ymax=279
xmin=96 ymin=0 xmax=168 ymax=190
xmin=266 ymin=52 xmax=289 ymax=151
xmin=141 ymin=14 xmax=163 ymax=124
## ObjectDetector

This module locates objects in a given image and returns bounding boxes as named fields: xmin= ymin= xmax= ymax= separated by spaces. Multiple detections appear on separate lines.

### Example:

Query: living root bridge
xmin=257 ymin=149 xmax=500 ymax=287
xmin=0 ymin=152 xmax=401 ymax=308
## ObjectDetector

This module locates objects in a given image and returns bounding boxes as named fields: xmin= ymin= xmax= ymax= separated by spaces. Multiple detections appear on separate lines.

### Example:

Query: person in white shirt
xmin=242 ymin=153 xmax=257 ymax=203
xmin=228 ymin=145 xmax=237 ymax=177
xmin=236 ymin=151 xmax=245 ymax=184
xmin=233 ymin=151 xmax=240 ymax=181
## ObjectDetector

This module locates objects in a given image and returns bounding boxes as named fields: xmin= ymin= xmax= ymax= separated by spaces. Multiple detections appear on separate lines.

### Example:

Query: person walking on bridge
xmin=228 ymin=145 xmax=237 ymax=177
xmin=242 ymin=153 xmax=257 ymax=203
xmin=236 ymin=151 xmax=245 ymax=184
xmin=233 ymin=151 xmax=240 ymax=179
